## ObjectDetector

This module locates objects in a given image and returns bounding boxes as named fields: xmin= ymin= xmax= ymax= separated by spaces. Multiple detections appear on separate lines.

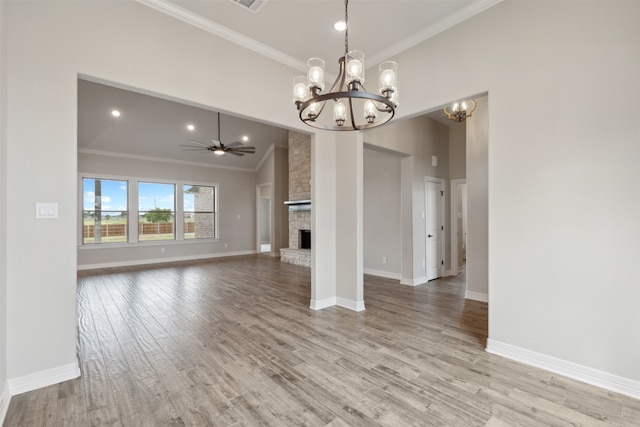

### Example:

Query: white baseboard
xmin=466 ymin=290 xmax=488 ymax=302
xmin=400 ymin=276 xmax=428 ymax=286
xmin=363 ymin=268 xmax=401 ymax=280
xmin=337 ymin=297 xmax=365 ymax=312
xmin=309 ymin=297 xmax=336 ymax=310
xmin=8 ymin=362 xmax=80 ymax=396
xmin=77 ymin=250 xmax=257 ymax=270
xmin=486 ymin=339 xmax=640 ymax=400
xmin=0 ymin=381 xmax=10 ymax=426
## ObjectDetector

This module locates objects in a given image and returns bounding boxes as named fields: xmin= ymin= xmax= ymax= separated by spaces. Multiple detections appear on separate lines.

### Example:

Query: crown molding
xmin=254 ymin=142 xmax=276 ymax=172
xmin=78 ymin=148 xmax=256 ymax=172
xmin=136 ymin=0 xmax=503 ymax=73
xmin=367 ymin=0 xmax=504 ymax=66
xmin=135 ymin=0 xmax=307 ymax=73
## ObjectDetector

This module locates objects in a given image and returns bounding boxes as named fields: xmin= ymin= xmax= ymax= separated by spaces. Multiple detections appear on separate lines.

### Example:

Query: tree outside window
xmin=138 ymin=182 xmax=175 ymax=241
xmin=82 ymin=178 xmax=128 ymax=244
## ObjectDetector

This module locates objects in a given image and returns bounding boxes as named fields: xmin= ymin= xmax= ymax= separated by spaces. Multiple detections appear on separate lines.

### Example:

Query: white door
xmin=426 ymin=179 xmax=443 ymax=281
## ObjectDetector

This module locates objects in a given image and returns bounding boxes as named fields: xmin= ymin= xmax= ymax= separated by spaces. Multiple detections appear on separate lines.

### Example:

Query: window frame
xmin=78 ymin=173 xmax=219 ymax=248
xmin=81 ymin=176 xmax=130 ymax=245
xmin=138 ymin=180 xmax=177 ymax=242
xmin=183 ymin=184 xmax=218 ymax=240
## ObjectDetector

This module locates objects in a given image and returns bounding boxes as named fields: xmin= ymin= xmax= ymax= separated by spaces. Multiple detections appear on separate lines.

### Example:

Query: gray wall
xmin=255 ymin=145 xmax=289 ymax=255
xmin=364 ymin=116 xmax=451 ymax=283
xmin=273 ymin=146 xmax=289 ymax=254
xmin=449 ymin=124 xmax=466 ymax=180
xmin=0 ymin=0 xmax=8 ymax=410
xmin=465 ymin=96 xmax=489 ymax=300
xmin=78 ymin=152 xmax=256 ymax=268
xmin=363 ymin=147 xmax=402 ymax=277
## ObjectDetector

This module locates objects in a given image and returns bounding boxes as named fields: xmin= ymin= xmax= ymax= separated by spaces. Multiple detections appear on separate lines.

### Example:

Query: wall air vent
xmin=229 ymin=0 xmax=267 ymax=14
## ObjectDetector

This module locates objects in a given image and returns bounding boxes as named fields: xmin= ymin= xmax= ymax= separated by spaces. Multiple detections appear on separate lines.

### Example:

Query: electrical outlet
xmin=224 ymin=243 xmax=228 ymax=248
xmin=160 ymin=247 xmax=165 ymax=253
xmin=422 ymin=260 xmax=426 ymax=268
xmin=382 ymin=256 xmax=387 ymax=264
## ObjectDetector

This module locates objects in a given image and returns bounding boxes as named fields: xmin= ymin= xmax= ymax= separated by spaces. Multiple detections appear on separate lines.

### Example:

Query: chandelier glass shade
xmin=443 ymin=100 xmax=477 ymax=123
xmin=292 ymin=0 xmax=398 ymax=131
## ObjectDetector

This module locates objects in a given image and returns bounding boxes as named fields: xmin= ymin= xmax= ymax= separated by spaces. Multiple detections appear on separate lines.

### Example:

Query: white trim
xmin=486 ymin=339 xmax=640 ymax=401
xmin=8 ymin=362 xmax=80 ymax=396
xmin=367 ymin=0 xmax=504 ymax=66
xmin=465 ymin=290 xmax=488 ymax=303
xmin=450 ymin=178 xmax=466 ymax=280
xmin=78 ymin=250 xmax=256 ymax=270
xmin=256 ymin=182 xmax=272 ymax=254
xmin=135 ymin=0 xmax=307 ymax=73
xmin=136 ymin=0 xmax=502 ymax=72
xmin=400 ymin=276 xmax=428 ymax=286
xmin=425 ymin=176 xmax=446 ymax=281
xmin=255 ymin=143 xmax=275 ymax=173
xmin=0 ymin=382 xmax=10 ymax=426
xmin=336 ymin=298 xmax=365 ymax=312
xmin=363 ymin=268 xmax=401 ymax=280
xmin=79 ymin=148 xmax=256 ymax=172
xmin=309 ymin=297 xmax=336 ymax=310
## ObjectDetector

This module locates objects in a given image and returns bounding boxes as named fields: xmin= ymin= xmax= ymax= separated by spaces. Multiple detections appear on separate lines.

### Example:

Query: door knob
xmin=428 ymin=234 xmax=433 ymax=238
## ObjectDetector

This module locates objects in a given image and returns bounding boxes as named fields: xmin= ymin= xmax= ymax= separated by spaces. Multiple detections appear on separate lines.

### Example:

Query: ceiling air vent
xmin=229 ymin=0 xmax=267 ymax=14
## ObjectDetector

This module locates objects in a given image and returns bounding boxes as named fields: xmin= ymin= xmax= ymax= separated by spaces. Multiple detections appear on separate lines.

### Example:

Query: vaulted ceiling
xmin=79 ymin=1 xmax=501 ymax=170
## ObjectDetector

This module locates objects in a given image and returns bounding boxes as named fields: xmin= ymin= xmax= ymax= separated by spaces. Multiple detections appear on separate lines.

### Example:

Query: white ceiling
xmin=79 ymin=1 xmax=499 ymax=169
xmin=78 ymin=79 xmax=290 ymax=171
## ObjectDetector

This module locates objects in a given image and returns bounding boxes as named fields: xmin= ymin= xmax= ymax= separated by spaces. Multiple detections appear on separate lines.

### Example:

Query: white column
xmin=310 ymin=131 xmax=337 ymax=309
xmin=335 ymin=131 xmax=365 ymax=311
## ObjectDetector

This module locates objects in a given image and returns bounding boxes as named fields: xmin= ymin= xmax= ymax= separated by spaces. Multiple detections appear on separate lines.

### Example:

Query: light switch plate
xmin=36 ymin=202 xmax=58 ymax=219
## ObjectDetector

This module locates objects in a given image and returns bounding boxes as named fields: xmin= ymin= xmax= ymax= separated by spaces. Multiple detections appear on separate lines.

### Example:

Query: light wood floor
xmin=4 ymin=255 xmax=640 ymax=426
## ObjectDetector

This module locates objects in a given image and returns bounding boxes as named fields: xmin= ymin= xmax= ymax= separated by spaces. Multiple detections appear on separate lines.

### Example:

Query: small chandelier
xmin=292 ymin=0 xmax=398 ymax=131
xmin=443 ymin=100 xmax=477 ymax=123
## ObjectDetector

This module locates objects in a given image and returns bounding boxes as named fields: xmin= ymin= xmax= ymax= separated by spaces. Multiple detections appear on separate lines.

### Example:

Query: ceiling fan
xmin=180 ymin=112 xmax=256 ymax=157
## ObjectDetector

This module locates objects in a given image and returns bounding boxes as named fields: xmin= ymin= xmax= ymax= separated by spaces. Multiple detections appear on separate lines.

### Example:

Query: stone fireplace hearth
xmin=280 ymin=131 xmax=311 ymax=267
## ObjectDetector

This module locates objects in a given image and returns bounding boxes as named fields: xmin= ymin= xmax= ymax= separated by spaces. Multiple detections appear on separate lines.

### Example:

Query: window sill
xmin=78 ymin=238 xmax=220 ymax=250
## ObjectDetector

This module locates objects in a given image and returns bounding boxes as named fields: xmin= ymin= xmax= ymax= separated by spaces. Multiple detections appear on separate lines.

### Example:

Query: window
xmin=184 ymin=185 xmax=217 ymax=239
xmin=138 ymin=182 xmax=175 ymax=242
xmin=80 ymin=176 xmax=218 ymax=246
xmin=82 ymin=178 xmax=128 ymax=244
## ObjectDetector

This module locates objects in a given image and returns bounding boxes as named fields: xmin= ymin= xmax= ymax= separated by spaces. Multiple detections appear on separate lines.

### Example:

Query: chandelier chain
xmin=344 ymin=0 xmax=349 ymax=57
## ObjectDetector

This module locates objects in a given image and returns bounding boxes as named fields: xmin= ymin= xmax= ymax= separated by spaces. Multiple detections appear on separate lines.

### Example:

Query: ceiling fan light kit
xmin=292 ymin=0 xmax=398 ymax=131
xmin=179 ymin=112 xmax=256 ymax=157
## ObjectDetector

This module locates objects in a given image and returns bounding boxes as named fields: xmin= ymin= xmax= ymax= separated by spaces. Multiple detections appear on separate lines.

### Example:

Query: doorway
xmin=450 ymin=179 xmax=467 ymax=274
xmin=425 ymin=176 xmax=445 ymax=281
xmin=256 ymin=183 xmax=272 ymax=253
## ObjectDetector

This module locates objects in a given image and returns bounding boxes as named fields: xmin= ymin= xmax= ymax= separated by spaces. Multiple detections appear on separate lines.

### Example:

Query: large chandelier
xmin=292 ymin=0 xmax=398 ymax=131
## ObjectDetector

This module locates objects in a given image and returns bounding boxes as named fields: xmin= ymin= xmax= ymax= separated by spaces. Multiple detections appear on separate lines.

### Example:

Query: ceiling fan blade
xmin=210 ymin=139 xmax=222 ymax=146
xmin=230 ymin=147 xmax=256 ymax=153
xmin=179 ymin=144 xmax=208 ymax=148
xmin=228 ymin=151 xmax=245 ymax=157
xmin=225 ymin=141 xmax=243 ymax=148
xmin=187 ymin=139 xmax=211 ymax=147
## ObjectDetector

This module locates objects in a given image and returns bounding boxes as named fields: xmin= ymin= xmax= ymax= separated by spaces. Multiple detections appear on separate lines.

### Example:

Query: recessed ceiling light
xmin=242 ymin=135 xmax=249 ymax=142
xmin=187 ymin=124 xmax=195 ymax=131
xmin=334 ymin=20 xmax=347 ymax=31
xmin=111 ymin=110 xmax=121 ymax=117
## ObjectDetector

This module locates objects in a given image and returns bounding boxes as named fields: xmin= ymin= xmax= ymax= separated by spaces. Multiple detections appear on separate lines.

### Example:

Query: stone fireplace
xmin=280 ymin=131 xmax=311 ymax=267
